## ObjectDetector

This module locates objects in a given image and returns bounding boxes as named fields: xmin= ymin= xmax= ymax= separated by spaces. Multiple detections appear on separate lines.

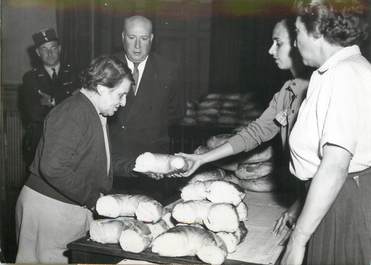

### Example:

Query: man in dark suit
xmin=19 ymin=28 xmax=80 ymax=166
xmin=109 ymin=15 xmax=185 ymax=202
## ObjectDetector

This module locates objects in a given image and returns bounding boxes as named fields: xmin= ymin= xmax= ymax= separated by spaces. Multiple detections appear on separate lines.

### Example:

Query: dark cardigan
xmin=26 ymin=92 xmax=112 ymax=209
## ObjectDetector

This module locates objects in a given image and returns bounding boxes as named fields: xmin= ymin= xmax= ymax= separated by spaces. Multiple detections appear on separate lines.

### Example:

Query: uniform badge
xmin=275 ymin=110 xmax=288 ymax=126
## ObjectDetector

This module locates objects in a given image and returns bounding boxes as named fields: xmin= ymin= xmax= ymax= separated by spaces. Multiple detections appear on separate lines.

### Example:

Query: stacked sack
xmin=195 ymin=133 xmax=276 ymax=192
xmin=181 ymin=92 xmax=262 ymax=127
xmin=152 ymin=172 xmax=248 ymax=265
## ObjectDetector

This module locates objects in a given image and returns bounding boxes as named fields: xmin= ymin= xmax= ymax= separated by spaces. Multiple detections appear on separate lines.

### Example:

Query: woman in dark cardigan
xmin=15 ymin=55 xmax=133 ymax=263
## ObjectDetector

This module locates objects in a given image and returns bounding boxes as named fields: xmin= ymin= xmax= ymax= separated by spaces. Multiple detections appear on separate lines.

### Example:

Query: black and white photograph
xmin=1 ymin=0 xmax=371 ymax=264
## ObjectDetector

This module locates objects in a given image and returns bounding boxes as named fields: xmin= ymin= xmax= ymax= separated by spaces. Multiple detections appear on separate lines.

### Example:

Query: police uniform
xmin=19 ymin=28 xmax=80 ymax=165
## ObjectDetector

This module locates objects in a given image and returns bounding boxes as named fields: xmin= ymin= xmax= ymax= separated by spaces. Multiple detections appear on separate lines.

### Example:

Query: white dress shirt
xmin=44 ymin=63 xmax=61 ymax=79
xmin=125 ymin=56 xmax=148 ymax=95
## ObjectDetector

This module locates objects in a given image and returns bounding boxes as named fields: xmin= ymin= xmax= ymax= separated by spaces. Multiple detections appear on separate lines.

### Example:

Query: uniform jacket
xmin=26 ymin=92 xmax=112 ymax=209
xmin=109 ymin=53 xmax=184 ymax=177
xmin=19 ymin=63 xmax=80 ymax=164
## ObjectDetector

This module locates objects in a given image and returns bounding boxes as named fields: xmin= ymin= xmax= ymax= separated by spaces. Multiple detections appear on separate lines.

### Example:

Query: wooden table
xmin=67 ymin=191 xmax=292 ymax=264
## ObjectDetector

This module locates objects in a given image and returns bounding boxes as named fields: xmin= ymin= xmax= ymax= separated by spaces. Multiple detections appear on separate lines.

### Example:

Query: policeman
xmin=19 ymin=28 xmax=80 ymax=166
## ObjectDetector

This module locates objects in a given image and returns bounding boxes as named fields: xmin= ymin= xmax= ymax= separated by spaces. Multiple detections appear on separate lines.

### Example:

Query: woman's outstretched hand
xmin=174 ymin=153 xmax=204 ymax=177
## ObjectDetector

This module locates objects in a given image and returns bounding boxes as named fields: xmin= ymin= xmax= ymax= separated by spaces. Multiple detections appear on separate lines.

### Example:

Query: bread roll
xmin=205 ymin=93 xmax=222 ymax=100
xmin=151 ymin=225 xmax=227 ymax=265
xmin=172 ymin=200 xmax=213 ymax=224
xmin=235 ymin=161 xmax=274 ymax=180
xmin=206 ymin=181 xmax=245 ymax=206
xmin=96 ymin=194 xmax=163 ymax=223
xmin=89 ymin=218 xmax=126 ymax=244
xmin=134 ymin=152 xmax=187 ymax=174
xmin=239 ymin=174 xmax=276 ymax=192
xmin=204 ymin=203 xmax=239 ymax=233
xmin=181 ymin=117 xmax=197 ymax=125
xmin=189 ymin=169 xmax=226 ymax=183
xmin=181 ymin=181 xmax=208 ymax=201
xmin=198 ymin=100 xmax=221 ymax=109
xmin=118 ymin=219 xmax=152 ymax=253
xmin=216 ymin=232 xmax=239 ymax=253
xmin=197 ymin=108 xmax=219 ymax=116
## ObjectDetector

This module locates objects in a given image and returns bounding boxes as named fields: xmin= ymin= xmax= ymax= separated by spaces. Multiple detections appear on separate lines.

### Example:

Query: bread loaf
xmin=181 ymin=117 xmax=197 ymax=125
xmin=151 ymin=225 xmax=227 ymax=265
xmin=146 ymin=219 xmax=169 ymax=239
xmin=118 ymin=219 xmax=152 ymax=253
xmin=216 ymin=232 xmax=239 ymax=253
xmin=239 ymin=174 xmax=276 ymax=192
xmin=181 ymin=180 xmax=245 ymax=206
xmin=235 ymin=161 xmax=274 ymax=180
xmin=172 ymin=200 xmax=213 ymax=225
xmin=206 ymin=181 xmax=245 ymax=206
xmin=96 ymin=194 xmax=163 ymax=223
xmin=180 ymin=181 xmax=208 ymax=201
xmin=204 ymin=203 xmax=239 ymax=233
xmin=189 ymin=169 xmax=226 ymax=183
xmin=134 ymin=152 xmax=187 ymax=174
xmin=89 ymin=218 xmax=127 ymax=244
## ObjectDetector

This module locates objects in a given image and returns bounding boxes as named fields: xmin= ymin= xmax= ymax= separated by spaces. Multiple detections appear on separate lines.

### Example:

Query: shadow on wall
xmin=26 ymin=45 xmax=41 ymax=69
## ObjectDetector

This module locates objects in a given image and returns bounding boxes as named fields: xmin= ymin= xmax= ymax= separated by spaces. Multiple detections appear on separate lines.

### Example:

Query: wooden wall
xmin=1 ymin=84 xmax=27 ymax=261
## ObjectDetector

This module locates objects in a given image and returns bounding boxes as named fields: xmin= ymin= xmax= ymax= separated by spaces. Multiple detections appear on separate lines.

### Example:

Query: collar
xmin=317 ymin=45 xmax=361 ymax=74
xmin=44 ymin=63 xmax=61 ymax=76
xmin=286 ymin=78 xmax=309 ymax=96
xmin=80 ymin=88 xmax=107 ymax=125
xmin=125 ymin=55 xmax=148 ymax=70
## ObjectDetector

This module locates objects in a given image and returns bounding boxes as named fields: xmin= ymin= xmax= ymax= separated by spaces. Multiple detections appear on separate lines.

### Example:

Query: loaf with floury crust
xmin=133 ymin=152 xmax=187 ymax=174
xmin=90 ymin=217 xmax=170 ymax=253
xmin=172 ymin=200 xmax=247 ymax=226
xmin=96 ymin=194 xmax=163 ymax=223
xmin=181 ymin=180 xmax=245 ymax=206
xmin=151 ymin=225 xmax=227 ymax=265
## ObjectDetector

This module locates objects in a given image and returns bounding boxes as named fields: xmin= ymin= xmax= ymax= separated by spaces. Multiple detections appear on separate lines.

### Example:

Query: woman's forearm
xmin=292 ymin=144 xmax=351 ymax=245
xmin=199 ymin=142 xmax=235 ymax=165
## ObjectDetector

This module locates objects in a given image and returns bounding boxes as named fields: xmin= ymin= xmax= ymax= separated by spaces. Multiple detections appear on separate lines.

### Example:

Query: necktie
xmin=132 ymin=63 xmax=139 ymax=94
xmin=51 ymin=68 xmax=58 ymax=83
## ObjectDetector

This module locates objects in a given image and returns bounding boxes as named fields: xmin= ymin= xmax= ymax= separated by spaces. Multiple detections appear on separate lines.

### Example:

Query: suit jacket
xmin=19 ymin=63 xmax=80 ymax=164
xmin=109 ymin=53 xmax=184 ymax=177
xmin=26 ymin=92 xmax=112 ymax=209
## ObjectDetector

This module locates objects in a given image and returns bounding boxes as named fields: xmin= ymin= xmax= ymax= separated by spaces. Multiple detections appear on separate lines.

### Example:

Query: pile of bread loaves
xmin=90 ymin=176 xmax=248 ymax=265
xmin=181 ymin=92 xmax=262 ymax=127
xmin=195 ymin=133 xmax=276 ymax=192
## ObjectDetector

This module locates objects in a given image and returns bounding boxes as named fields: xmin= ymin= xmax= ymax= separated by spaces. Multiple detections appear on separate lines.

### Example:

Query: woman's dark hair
xmin=279 ymin=17 xmax=314 ymax=79
xmin=282 ymin=16 xmax=298 ymax=47
xmin=80 ymin=55 xmax=134 ymax=92
xmin=297 ymin=0 xmax=369 ymax=46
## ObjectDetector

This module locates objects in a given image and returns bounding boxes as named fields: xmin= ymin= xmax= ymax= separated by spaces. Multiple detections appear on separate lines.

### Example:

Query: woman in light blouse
xmin=281 ymin=0 xmax=371 ymax=264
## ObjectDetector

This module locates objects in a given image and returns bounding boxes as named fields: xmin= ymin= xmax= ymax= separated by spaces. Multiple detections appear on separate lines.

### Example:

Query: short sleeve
xmin=319 ymin=65 xmax=359 ymax=156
